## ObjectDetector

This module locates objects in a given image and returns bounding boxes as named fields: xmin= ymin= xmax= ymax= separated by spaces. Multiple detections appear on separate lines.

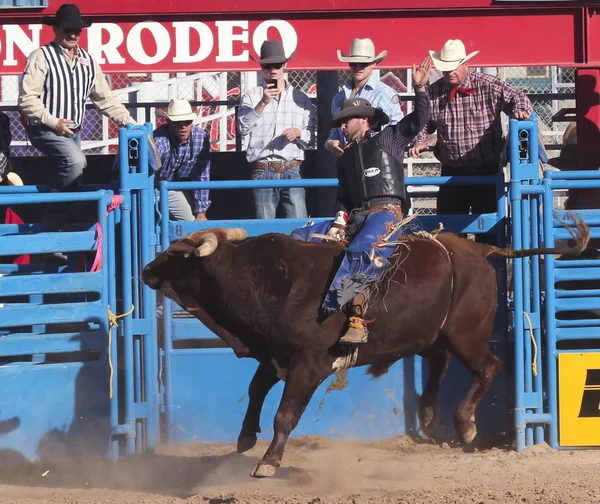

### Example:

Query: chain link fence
xmin=0 ymin=66 xmax=577 ymax=212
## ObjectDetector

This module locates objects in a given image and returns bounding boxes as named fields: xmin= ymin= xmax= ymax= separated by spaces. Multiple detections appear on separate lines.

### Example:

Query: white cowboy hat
xmin=156 ymin=99 xmax=198 ymax=122
xmin=0 ymin=172 xmax=23 ymax=186
xmin=337 ymin=38 xmax=387 ymax=64
xmin=429 ymin=39 xmax=480 ymax=72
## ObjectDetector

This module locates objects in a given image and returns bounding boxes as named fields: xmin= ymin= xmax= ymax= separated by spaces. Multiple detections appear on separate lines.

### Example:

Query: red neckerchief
xmin=449 ymin=86 xmax=474 ymax=101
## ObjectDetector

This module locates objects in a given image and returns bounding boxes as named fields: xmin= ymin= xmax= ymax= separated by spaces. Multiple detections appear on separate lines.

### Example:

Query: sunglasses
xmin=349 ymin=62 xmax=371 ymax=69
xmin=172 ymin=120 xmax=193 ymax=127
xmin=261 ymin=63 xmax=284 ymax=70
xmin=62 ymin=28 xmax=82 ymax=36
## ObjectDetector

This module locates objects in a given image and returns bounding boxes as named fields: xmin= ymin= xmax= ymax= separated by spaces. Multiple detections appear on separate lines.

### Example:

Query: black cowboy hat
xmin=548 ymin=122 xmax=577 ymax=170
xmin=42 ymin=4 xmax=92 ymax=30
xmin=250 ymin=39 xmax=295 ymax=65
xmin=329 ymin=97 xmax=390 ymax=128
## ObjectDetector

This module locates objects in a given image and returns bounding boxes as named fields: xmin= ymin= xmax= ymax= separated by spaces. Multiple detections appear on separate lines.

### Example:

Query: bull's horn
xmin=224 ymin=228 xmax=247 ymax=241
xmin=194 ymin=232 xmax=218 ymax=257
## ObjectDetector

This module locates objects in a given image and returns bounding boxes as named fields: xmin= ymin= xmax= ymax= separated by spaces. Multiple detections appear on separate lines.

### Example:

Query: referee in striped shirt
xmin=18 ymin=4 xmax=135 ymax=233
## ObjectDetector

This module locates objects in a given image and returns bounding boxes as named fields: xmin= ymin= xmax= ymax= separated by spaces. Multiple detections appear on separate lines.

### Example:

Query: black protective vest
xmin=340 ymin=131 xmax=406 ymax=209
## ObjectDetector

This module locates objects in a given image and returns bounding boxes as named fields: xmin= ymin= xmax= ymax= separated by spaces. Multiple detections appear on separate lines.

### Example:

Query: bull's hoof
xmin=458 ymin=423 xmax=477 ymax=444
xmin=250 ymin=463 xmax=277 ymax=478
xmin=237 ymin=434 xmax=257 ymax=454
xmin=419 ymin=406 xmax=437 ymax=437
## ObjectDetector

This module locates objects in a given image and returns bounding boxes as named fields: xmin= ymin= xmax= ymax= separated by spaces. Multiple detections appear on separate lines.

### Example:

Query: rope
xmin=91 ymin=196 xmax=124 ymax=273
xmin=523 ymin=312 xmax=538 ymax=377
xmin=107 ymin=304 xmax=135 ymax=398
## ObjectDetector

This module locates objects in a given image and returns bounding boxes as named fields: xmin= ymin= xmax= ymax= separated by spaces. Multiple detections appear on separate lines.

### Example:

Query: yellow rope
xmin=107 ymin=305 xmax=135 ymax=398
xmin=523 ymin=312 xmax=538 ymax=377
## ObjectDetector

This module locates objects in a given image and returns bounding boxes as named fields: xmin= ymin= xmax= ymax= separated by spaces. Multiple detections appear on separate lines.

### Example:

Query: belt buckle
xmin=271 ymin=161 xmax=285 ymax=174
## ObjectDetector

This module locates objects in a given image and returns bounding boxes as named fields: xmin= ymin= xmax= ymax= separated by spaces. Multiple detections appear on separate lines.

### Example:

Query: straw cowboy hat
xmin=155 ymin=99 xmax=198 ymax=122
xmin=42 ymin=4 xmax=92 ymax=30
xmin=337 ymin=38 xmax=387 ymax=64
xmin=0 ymin=171 xmax=23 ymax=186
xmin=330 ymin=97 xmax=389 ymax=128
xmin=250 ymin=40 xmax=295 ymax=65
xmin=429 ymin=39 xmax=480 ymax=72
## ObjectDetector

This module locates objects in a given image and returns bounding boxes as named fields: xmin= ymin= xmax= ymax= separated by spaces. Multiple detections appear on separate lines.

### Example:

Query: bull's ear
xmin=166 ymin=241 xmax=196 ymax=259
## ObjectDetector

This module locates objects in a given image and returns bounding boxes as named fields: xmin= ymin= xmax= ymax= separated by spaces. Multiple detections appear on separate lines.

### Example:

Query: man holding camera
xmin=238 ymin=40 xmax=316 ymax=219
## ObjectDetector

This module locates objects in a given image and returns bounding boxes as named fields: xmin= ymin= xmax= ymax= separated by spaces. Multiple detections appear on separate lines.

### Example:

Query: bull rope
xmin=523 ymin=311 xmax=538 ymax=376
xmin=107 ymin=304 xmax=135 ymax=398
xmin=379 ymin=222 xmax=454 ymax=331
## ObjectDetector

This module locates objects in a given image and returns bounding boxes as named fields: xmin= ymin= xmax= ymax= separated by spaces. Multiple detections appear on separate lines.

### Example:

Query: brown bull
xmin=142 ymin=217 xmax=589 ymax=478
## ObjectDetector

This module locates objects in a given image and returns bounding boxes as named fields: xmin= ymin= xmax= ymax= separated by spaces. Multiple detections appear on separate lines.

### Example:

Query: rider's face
xmin=341 ymin=117 xmax=369 ymax=142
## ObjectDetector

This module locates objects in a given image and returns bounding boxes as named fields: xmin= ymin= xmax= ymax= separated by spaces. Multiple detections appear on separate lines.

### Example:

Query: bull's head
xmin=142 ymin=228 xmax=247 ymax=298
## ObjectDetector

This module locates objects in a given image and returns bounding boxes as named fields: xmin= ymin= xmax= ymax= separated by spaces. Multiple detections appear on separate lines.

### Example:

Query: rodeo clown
xmin=293 ymin=57 xmax=431 ymax=344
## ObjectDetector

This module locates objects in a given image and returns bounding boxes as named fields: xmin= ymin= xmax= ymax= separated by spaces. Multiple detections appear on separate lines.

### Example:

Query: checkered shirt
xmin=415 ymin=71 xmax=533 ymax=171
xmin=153 ymin=124 xmax=211 ymax=214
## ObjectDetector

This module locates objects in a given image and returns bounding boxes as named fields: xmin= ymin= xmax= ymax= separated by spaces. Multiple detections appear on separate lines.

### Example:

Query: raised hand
xmin=412 ymin=56 xmax=432 ymax=87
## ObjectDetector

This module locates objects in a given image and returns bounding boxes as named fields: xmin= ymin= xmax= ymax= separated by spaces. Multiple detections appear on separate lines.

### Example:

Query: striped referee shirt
xmin=19 ymin=42 xmax=133 ymax=130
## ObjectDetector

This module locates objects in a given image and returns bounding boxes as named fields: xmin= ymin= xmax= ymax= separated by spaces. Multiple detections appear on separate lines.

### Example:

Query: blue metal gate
xmin=510 ymin=115 xmax=600 ymax=451
xmin=156 ymin=173 xmax=509 ymax=444
xmin=0 ymin=123 xmax=158 ymax=463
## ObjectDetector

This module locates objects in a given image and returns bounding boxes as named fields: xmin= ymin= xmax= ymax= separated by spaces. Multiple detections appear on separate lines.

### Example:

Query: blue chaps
xmin=291 ymin=204 xmax=405 ymax=313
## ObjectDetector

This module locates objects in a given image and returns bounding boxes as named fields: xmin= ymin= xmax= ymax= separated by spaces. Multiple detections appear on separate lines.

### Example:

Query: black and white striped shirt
xmin=37 ymin=42 xmax=97 ymax=129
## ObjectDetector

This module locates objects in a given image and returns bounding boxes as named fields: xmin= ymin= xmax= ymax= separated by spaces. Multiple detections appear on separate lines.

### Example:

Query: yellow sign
xmin=559 ymin=352 xmax=600 ymax=446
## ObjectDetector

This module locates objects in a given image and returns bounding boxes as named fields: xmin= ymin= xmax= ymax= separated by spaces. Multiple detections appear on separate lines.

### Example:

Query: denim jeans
xmin=252 ymin=165 xmax=307 ymax=219
xmin=26 ymin=125 xmax=86 ymax=191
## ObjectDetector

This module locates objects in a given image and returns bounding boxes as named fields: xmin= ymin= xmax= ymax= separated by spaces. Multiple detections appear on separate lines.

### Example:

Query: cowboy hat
xmin=250 ymin=40 xmax=295 ymax=65
xmin=330 ymin=97 xmax=390 ymax=128
xmin=429 ymin=39 xmax=479 ymax=72
xmin=0 ymin=172 xmax=23 ymax=186
xmin=155 ymin=99 xmax=198 ymax=122
xmin=337 ymin=38 xmax=387 ymax=64
xmin=42 ymin=4 xmax=92 ymax=30
xmin=548 ymin=122 xmax=578 ymax=170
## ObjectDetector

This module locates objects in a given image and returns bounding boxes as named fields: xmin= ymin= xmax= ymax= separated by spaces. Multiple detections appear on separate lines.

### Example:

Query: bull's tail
xmin=485 ymin=211 xmax=590 ymax=259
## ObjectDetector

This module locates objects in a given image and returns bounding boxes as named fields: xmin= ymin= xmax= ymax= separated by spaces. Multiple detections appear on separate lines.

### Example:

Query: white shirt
xmin=238 ymin=82 xmax=316 ymax=163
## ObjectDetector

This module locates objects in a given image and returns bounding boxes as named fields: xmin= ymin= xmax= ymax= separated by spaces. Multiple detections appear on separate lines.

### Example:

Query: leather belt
xmin=252 ymin=159 xmax=301 ymax=174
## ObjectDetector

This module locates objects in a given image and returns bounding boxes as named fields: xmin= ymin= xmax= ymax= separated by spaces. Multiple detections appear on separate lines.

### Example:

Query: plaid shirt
xmin=238 ymin=82 xmax=316 ymax=163
xmin=327 ymin=73 xmax=404 ymax=148
xmin=415 ymin=71 xmax=533 ymax=171
xmin=153 ymin=124 xmax=211 ymax=214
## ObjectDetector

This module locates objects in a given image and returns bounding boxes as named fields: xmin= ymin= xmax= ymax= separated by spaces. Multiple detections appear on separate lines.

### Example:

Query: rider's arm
xmin=396 ymin=88 xmax=431 ymax=141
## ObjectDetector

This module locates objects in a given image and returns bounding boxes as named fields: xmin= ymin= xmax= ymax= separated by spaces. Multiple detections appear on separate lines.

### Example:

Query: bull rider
xmin=293 ymin=57 xmax=431 ymax=344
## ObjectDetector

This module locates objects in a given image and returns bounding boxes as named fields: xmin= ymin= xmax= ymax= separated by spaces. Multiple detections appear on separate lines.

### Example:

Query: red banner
xmin=0 ymin=13 xmax=583 ymax=74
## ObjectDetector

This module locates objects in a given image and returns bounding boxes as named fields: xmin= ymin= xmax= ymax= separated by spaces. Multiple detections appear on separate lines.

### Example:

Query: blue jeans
xmin=252 ymin=165 xmax=307 ymax=219
xmin=27 ymin=125 xmax=86 ymax=231
xmin=26 ymin=125 xmax=86 ymax=191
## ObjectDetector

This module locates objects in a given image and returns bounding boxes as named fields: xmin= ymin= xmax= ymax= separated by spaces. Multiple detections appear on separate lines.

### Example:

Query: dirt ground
xmin=0 ymin=435 xmax=599 ymax=504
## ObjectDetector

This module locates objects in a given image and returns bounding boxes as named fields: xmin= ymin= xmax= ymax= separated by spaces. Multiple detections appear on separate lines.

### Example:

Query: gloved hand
xmin=326 ymin=211 xmax=349 ymax=240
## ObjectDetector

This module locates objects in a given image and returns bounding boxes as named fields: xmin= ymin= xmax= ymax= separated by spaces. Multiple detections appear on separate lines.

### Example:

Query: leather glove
xmin=326 ymin=211 xmax=349 ymax=239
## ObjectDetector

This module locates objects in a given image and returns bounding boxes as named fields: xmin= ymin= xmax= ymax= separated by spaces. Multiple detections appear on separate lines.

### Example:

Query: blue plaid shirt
xmin=153 ymin=124 xmax=211 ymax=214
xmin=326 ymin=73 xmax=403 ymax=148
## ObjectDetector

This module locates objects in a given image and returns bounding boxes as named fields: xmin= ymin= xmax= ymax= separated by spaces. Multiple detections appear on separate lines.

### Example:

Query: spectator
xmin=153 ymin=99 xmax=211 ymax=221
xmin=326 ymin=38 xmax=403 ymax=157
xmin=409 ymin=39 xmax=533 ymax=244
xmin=238 ymin=39 xmax=316 ymax=219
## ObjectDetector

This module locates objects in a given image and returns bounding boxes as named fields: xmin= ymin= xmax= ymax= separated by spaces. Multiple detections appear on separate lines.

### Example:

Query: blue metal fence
xmin=4 ymin=114 xmax=600 ymax=462
xmin=157 ymin=170 xmax=509 ymax=444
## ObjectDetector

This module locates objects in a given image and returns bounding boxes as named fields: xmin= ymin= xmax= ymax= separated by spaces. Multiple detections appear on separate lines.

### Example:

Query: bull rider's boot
xmin=339 ymin=291 xmax=369 ymax=344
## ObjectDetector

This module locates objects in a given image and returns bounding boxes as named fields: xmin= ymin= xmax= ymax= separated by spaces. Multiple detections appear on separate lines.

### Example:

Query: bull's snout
xmin=142 ymin=255 xmax=168 ymax=290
